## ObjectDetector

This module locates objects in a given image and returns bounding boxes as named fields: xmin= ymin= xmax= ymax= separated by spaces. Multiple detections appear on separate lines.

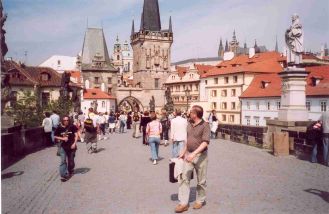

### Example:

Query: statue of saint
xmin=285 ymin=14 xmax=304 ymax=65
xmin=149 ymin=96 xmax=155 ymax=111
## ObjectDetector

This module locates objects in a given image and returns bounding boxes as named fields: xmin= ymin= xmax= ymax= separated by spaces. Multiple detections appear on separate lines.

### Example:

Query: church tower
xmin=229 ymin=30 xmax=239 ymax=55
xmin=218 ymin=38 xmax=224 ymax=58
xmin=130 ymin=0 xmax=173 ymax=108
xmin=131 ymin=0 xmax=173 ymax=84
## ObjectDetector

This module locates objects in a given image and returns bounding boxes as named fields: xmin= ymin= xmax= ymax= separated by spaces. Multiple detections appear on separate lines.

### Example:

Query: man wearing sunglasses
xmin=54 ymin=116 xmax=78 ymax=181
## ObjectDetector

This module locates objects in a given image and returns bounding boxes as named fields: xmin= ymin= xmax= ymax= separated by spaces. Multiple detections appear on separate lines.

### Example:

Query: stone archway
xmin=118 ymin=96 xmax=144 ymax=112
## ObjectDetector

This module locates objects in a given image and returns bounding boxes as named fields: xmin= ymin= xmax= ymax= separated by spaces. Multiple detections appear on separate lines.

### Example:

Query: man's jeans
xmin=172 ymin=141 xmax=184 ymax=158
xmin=323 ymin=136 xmax=329 ymax=165
xmin=149 ymin=137 xmax=160 ymax=160
xmin=119 ymin=121 xmax=126 ymax=133
xmin=311 ymin=141 xmax=319 ymax=163
xmin=178 ymin=152 xmax=208 ymax=205
xmin=59 ymin=147 xmax=76 ymax=178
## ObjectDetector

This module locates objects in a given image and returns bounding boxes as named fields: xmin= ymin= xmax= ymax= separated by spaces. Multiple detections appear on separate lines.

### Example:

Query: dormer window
xmin=41 ymin=72 xmax=50 ymax=81
xmin=261 ymin=81 xmax=270 ymax=88
xmin=311 ymin=76 xmax=322 ymax=86
xmin=57 ymin=60 xmax=61 ymax=65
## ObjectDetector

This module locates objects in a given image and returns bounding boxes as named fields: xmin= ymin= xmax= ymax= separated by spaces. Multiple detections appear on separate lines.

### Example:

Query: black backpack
xmin=84 ymin=116 xmax=96 ymax=133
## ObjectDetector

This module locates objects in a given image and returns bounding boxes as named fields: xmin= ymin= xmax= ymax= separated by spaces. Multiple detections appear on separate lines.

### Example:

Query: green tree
xmin=5 ymin=90 xmax=43 ymax=127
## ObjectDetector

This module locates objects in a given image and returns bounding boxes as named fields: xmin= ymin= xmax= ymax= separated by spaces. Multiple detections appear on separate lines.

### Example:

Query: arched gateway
xmin=118 ymin=96 xmax=144 ymax=112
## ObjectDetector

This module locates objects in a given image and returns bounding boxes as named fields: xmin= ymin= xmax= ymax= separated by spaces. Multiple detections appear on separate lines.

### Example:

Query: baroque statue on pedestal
xmin=285 ymin=14 xmax=304 ymax=65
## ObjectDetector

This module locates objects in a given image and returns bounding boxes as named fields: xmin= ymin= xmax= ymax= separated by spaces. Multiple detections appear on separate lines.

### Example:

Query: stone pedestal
xmin=278 ymin=67 xmax=310 ymax=121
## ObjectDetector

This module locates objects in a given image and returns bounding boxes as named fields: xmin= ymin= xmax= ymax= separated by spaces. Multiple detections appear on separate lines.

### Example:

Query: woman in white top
xmin=42 ymin=112 xmax=53 ymax=146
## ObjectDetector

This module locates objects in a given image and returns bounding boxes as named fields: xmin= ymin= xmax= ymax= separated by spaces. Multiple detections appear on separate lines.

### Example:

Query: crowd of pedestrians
xmin=41 ymin=104 xmax=329 ymax=212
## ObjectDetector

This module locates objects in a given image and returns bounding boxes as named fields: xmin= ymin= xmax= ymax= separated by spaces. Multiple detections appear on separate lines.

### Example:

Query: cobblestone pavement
xmin=2 ymin=130 xmax=329 ymax=214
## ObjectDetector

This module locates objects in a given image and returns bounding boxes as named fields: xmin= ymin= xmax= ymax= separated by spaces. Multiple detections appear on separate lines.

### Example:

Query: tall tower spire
xmin=131 ymin=19 xmax=135 ymax=36
xmin=140 ymin=0 xmax=161 ymax=31
xmin=225 ymin=39 xmax=229 ymax=52
xmin=169 ymin=16 xmax=172 ymax=33
xmin=218 ymin=38 xmax=224 ymax=57
xmin=275 ymin=35 xmax=278 ymax=52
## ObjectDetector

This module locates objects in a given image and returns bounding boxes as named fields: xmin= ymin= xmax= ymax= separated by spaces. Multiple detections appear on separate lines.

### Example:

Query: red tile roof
xmin=83 ymin=88 xmax=116 ymax=99
xmin=69 ymin=71 xmax=82 ymax=84
xmin=240 ymin=65 xmax=329 ymax=98
xmin=4 ymin=60 xmax=81 ymax=88
xmin=176 ymin=66 xmax=189 ymax=77
xmin=203 ymin=52 xmax=285 ymax=78
xmin=194 ymin=64 xmax=214 ymax=75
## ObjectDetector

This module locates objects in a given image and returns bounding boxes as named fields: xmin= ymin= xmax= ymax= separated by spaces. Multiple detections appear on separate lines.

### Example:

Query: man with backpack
xmin=84 ymin=108 xmax=100 ymax=154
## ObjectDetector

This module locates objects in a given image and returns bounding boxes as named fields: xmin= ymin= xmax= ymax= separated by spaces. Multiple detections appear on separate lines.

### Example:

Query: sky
xmin=3 ymin=0 xmax=329 ymax=66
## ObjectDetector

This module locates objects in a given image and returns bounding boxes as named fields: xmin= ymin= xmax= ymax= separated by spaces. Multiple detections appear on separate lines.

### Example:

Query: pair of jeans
xmin=323 ymin=136 xmax=329 ymax=165
xmin=59 ymin=147 xmax=76 ymax=178
xmin=311 ymin=141 xmax=319 ymax=163
xmin=149 ymin=137 xmax=160 ymax=160
xmin=161 ymin=127 xmax=169 ymax=140
xmin=172 ymin=141 xmax=185 ymax=158
xmin=119 ymin=121 xmax=125 ymax=133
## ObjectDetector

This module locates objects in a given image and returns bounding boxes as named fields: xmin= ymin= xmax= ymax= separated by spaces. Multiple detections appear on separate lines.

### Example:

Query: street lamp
xmin=185 ymin=88 xmax=191 ymax=112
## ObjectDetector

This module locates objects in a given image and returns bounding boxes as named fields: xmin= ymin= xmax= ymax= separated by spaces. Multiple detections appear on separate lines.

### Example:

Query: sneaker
xmin=153 ymin=160 xmax=157 ymax=165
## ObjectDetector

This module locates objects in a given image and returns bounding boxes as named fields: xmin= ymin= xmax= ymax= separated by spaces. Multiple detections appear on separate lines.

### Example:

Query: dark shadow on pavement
xmin=1 ymin=171 xmax=24 ymax=179
xmin=96 ymin=148 xmax=106 ymax=153
xmin=171 ymin=187 xmax=197 ymax=203
xmin=149 ymin=157 xmax=165 ymax=162
xmin=74 ymin=168 xmax=91 ymax=175
xmin=304 ymin=189 xmax=329 ymax=203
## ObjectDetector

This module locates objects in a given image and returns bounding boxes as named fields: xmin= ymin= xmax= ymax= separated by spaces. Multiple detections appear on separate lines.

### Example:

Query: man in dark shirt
xmin=175 ymin=105 xmax=210 ymax=213
xmin=54 ymin=116 xmax=78 ymax=181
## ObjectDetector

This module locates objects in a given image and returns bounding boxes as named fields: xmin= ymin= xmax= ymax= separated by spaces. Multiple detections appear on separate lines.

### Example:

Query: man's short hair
xmin=45 ymin=112 xmax=51 ymax=117
xmin=89 ymin=108 xmax=94 ymax=113
xmin=176 ymin=109 xmax=182 ymax=116
xmin=191 ymin=105 xmax=204 ymax=119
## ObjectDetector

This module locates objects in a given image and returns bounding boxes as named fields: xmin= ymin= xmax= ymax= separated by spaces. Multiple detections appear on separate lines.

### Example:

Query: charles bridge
xmin=1 ymin=127 xmax=329 ymax=214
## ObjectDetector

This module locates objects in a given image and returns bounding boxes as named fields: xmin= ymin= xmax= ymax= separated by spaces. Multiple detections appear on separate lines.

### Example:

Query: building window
xmin=224 ymin=77 xmax=229 ymax=84
xmin=205 ymin=80 xmax=208 ymax=85
xmin=212 ymin=90 xmax=217 ymax=97
xmin=41 ymin=92 xmax=50 ymax=107
xmin=222 ymin=114 xmax=227 ymax=121
xmin=246 ymin=117 xmax=251 ymax=126
xmin=267 ymin=102 xmax=271 ymax=110
xmin=102 ymin=101 xmax=105 ymax=108
xmin=256 ymin=102 xmax=260 ymax=110
xmin=108 ymin=88 xmax=112 ymax=94
xmin=276 ymin=101 xmax=281 ymax=110
xmin=108 ymin=77 xmax=112 ymax=84
xmin=306 ymin=101 xmax=311 ymax=111
xmin=117 ymin=55 xmax=120 ymax=60
xmin=221 ymin=90 xmax=227 ymax=97
xmin=255 ymin=117 xmax=260 ymax=126
xmin=94 ymin=77 xmax=99 ymax=84
xmin=176 ymin=86 xmax=180 ymax=92
xmin=10 ymin=91 xmax=17 ymax=106
xmin=229 ymin=115 xmax=235 ymax=123
xmin=233 ymin=76 xmax=238 ymax=83
xmin=212 ymin=102 xmax=217 ymax=110
xmin=214 ymin=78 xmax=219 ymax=84
xmin=41 ymin=73 xmax=50 ymax=81
xmin=155 ymin=78 xmax=160 ymax=89
xmin=231 ymin=89 xmax=236 ymax=97
xmin=247 ymin=102 xmax=250 ymax=110
xmin=172 ymin=75 xmax=175 ymax=80
xmin=195 ymin=84 xmax=199 ymax=91
xmin=221 ymin=102 xmax=227 ymax=110
xmin=231 ymin=102 xmax=236 ymax=110
xmin=190 ymin=84 xmax=193 ymax=90
xmin=321 ymin=101 xmax=327 ymax=112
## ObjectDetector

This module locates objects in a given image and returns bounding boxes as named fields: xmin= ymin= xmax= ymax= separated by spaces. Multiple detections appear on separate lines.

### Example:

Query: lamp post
xmin=185 ymin=88 xmax=191 ymax=112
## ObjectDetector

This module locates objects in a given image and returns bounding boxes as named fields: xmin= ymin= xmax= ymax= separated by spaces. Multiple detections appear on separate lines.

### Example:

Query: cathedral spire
xmin=131 ymin=19 xmax=135 ymax=36
xmin=275 ymin=35 xmax=278 ymax=52
xmin=140 ymin=0 xmax=161 ymax=31
xmin=169 ymin=16 xmax=172 ymax=33
xmin=225 ymin=39 xmax=229 ymax=52
xmin=218 ymin=38 xmax=224 ymax=57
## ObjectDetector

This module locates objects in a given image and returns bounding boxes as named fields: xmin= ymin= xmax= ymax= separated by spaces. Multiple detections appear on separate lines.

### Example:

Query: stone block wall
xmin=217 ymin=124 xmax=268 ymax=148
xmin=1 ymin=126 xmax=45 ymax=169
